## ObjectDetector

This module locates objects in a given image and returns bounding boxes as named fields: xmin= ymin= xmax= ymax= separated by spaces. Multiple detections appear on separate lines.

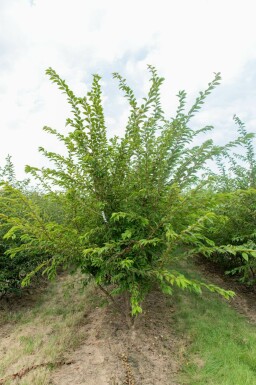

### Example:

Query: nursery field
xmin=1 ymin=67 xmax=256 ymax=384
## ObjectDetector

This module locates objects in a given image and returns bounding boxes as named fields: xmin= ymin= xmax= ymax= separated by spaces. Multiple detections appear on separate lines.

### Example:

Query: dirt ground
xmin=50 ymin=290 xmax=184 ymax=385
xmin=0 ymin=286 xmax=184 ymax=385
xmin=195 ymin=258 xmax=256 ymax=323
xmin=1 ymin=263 xmax=256 ymax=385
xmin=52 ymin=255 xmax=256 ymax=385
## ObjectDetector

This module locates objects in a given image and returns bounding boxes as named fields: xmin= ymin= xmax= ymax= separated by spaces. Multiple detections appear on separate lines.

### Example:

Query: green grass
xmin=173 ymin=264 xmax=256 ymax=385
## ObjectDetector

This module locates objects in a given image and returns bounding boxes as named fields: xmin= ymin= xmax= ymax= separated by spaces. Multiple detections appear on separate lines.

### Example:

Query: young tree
xmin=2 ymin=67 xmax=240 ymax=314
xmin=201 ymin=117 xmax=256 ymax=284
xmin=0 ymin=157 xmax=45 ymax=295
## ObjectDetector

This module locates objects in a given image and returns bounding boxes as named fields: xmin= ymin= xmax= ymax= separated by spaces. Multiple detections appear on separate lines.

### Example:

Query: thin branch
xmin=97 ymin=283 xmax=132 ymax=327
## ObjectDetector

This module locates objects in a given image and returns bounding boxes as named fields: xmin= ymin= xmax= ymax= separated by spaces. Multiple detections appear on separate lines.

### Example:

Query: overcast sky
xmin=1 ymin=0 xmax=256 ymax=179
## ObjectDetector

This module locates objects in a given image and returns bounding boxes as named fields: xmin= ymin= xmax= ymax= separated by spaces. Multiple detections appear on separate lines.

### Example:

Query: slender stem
xmin=97 ymin=284 xmax=131 ymax=327
xmin=249 ymin=266 xmax=255 ymax=279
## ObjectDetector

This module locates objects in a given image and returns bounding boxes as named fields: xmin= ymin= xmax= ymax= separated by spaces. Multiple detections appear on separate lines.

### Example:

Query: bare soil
xmin=50 ymin=290 xmax=184 ymax=385
xmin=2 ymin=262 xmax=256 ymax=385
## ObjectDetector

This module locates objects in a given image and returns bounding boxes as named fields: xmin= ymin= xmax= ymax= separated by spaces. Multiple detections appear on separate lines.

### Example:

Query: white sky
xmin=1 ymin=0 xmax=256 ymax=179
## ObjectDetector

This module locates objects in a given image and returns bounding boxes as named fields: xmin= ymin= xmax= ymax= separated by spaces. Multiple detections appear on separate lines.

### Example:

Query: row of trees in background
xmin=0 ymin=67 xmax=255 ymax=315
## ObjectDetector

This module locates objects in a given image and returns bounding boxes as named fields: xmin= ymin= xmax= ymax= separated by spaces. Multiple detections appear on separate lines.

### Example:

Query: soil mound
xmin=51 ymin=290 xmax=183 ymax=385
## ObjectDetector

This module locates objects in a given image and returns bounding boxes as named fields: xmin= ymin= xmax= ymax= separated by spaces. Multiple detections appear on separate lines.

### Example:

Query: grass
xmin=0 ymin=273 xmax=100 ymax=385
xmin=173 ymin=263 xmax=256 ymax=385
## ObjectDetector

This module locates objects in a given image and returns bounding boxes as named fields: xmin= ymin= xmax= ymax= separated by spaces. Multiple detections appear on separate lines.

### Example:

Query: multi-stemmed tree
xmin=1 ymin=66 xmax=241 ymax=314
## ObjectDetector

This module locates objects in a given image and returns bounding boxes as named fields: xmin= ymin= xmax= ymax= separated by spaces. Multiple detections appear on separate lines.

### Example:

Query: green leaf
xmin=121 ymin=229 xmax=133 ymax=240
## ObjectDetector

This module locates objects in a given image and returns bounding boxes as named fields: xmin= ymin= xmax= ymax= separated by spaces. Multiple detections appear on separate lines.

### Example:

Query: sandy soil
xmin=50 ymin=290 xmax=184 ymax=385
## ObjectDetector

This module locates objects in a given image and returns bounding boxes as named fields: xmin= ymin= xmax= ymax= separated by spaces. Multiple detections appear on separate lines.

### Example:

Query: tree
xmin=201 ymin=117 xmax=256 ymax=284
xmin=0 ymin=157 xmax=45 ymax=295
xmin=1 ymin=67 xmax=238 ymax=314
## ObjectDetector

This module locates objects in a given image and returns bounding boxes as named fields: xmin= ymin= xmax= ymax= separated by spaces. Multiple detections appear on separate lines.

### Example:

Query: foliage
xmin=1 ymin=67 xmax=241 ymax=313
xmin=201 ymin=118 xmax=256 ymax=284
xmin=0 ymin=155 xmax=30 ymax=190
xmin=212 ymin=115 xmax=256 ymax=191
xmin=0 ymin=157 xmax=49 ymax=295
xmin=201 ymin=188 xmax=256 ymax=284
